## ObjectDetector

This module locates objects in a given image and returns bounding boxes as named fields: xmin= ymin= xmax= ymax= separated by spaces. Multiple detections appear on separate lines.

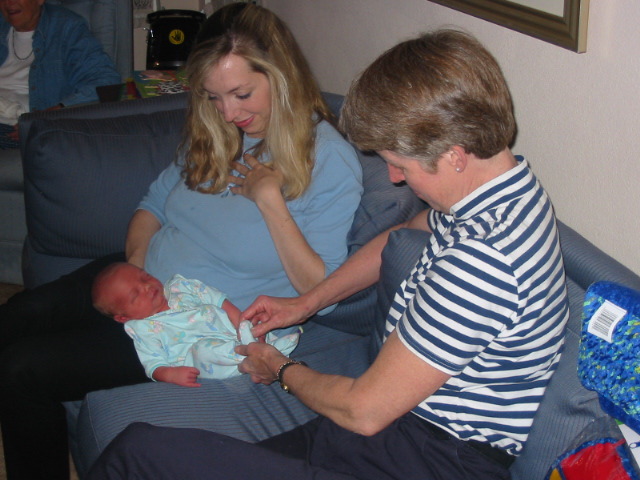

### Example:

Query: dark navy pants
xmin=87 ymin=413 xmax=512 ymax=480
xmin=0 ymin=253 xmax=149 ymax=480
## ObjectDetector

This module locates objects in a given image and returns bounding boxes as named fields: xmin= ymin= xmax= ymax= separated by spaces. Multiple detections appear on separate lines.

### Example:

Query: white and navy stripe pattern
xmin=385 ymin=158 xmax=569 ymax=456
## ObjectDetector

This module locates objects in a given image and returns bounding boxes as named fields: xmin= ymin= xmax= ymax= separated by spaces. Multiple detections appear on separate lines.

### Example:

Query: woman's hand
xmin=229 ymin=153 xmax=283 ymax=205
xmin=235 ymin=342 xmax=287 ymax=385
xmin=229 ymin=153 xmax=325 ymax=293
xmin=242 ymin=295 xmax=315 ymax=338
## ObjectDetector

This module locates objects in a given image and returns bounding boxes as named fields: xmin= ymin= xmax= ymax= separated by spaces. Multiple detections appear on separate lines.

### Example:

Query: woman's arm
xmin=230 ymin=154 xmax=325 ymax=293
xmin=237 ymin=329 xmax=449 ymax=436
xmin=245 ymin=209 xmax=431 ymax=337
xmin=256 ymin=190 xmax=326 ymax=293
xmin=127 ymin=160 xmax=183 ymax=267
xmin=125 ymin=210 xmax=162 ymax=268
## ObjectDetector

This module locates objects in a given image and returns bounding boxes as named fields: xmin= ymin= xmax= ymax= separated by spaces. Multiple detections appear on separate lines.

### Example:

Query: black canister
xmin=146 ymin=9 xmax=206 ymax=70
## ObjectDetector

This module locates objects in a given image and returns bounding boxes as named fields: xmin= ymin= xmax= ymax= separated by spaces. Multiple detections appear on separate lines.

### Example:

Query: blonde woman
xmin=126 ymin=5 xmax=362 ymax=300
xmin=0 ymin=5 xmax=362 ymax=479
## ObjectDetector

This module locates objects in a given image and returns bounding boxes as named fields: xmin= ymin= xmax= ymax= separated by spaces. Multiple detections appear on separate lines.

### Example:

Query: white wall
xmin=265 ymin=0 xmax=640 ymax=275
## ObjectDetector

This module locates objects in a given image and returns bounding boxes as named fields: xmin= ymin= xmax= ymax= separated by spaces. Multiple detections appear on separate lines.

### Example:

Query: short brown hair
xmin=340 ymin=30 xmax=516 ymax=168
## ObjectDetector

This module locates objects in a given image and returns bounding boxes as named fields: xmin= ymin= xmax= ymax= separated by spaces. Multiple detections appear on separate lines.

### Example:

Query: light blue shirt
xmin=140 ymin=120 xmax=363 ymax=310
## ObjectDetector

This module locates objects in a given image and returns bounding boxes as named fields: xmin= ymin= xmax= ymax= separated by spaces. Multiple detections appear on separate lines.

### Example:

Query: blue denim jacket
xmin=0 ymin=4 xmax=121 ymax=110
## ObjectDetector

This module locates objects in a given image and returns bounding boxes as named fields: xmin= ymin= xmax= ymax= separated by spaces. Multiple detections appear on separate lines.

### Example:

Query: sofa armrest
xmin=558 ymin=220 xmax=640 ymax=291
xmin=18 ymin=92 xmax=188 ymax=151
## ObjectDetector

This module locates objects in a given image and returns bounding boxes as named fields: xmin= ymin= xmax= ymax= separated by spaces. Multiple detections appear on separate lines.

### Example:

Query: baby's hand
xmin=153 ymin=366 xmax=201 ymax=387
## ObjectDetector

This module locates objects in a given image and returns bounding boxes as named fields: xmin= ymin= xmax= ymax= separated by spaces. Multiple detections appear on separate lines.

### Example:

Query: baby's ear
xmin=114 ymin=314 xmax=129 ymax=324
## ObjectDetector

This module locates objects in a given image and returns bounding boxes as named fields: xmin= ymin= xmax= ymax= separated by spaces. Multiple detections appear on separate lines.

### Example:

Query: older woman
xmin=87 ymin=30 xmax=569 ymax=480
xmin=0 ymin=5 xmax=362 ymax=479
xmin=0 ymin=0 xmax=120 ymax=147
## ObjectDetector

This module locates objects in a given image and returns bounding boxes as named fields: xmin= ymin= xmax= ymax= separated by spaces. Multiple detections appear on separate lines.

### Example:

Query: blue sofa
xmin=17 ymin=91 xmax=640 ymax=480
xmin=0 ymin=0 xmax=132 ymax=285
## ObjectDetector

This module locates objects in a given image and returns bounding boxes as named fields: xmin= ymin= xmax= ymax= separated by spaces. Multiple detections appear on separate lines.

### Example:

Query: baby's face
xmin=110 ymin=265 xmax=168 ymax=321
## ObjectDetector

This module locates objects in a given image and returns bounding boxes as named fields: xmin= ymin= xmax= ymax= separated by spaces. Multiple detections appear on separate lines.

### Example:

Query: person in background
xmin=87 ymin=29 xmax=569 ymax=480
xmin=0 ymin=4 xmax=361 ymax=479
xmin=92 ymin=263 xmax=301 ymax=386
xmin=0 ymin=0 xmax=121 ymax=148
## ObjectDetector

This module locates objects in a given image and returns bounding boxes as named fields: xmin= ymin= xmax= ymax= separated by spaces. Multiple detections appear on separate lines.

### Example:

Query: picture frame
xmin=428 ymin=0 xmax=589 ymax=53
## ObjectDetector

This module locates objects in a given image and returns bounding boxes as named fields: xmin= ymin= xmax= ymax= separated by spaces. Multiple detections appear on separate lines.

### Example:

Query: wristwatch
xmin=276 ymin=359 xmax=307 ymax=394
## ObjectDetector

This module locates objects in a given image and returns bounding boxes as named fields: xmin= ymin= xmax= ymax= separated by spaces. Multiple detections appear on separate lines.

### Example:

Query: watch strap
xmin=276 ymin=359 xmax=307 ymax=394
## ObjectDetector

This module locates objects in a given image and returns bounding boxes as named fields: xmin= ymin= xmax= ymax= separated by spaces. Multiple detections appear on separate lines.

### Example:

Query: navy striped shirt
xmin=385 ymin=158 xmax=569 ymax=456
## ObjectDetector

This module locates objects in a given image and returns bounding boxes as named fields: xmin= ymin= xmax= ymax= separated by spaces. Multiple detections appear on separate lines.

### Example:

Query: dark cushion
xmin=371 ymin=228 xmax=429 ymax=358
xmin=348 ymin=152 xmax=427 ymax=253
xmin=23 ymin=109 xmax=185 ymax=260
xmin=312 ymin=157 xmax=426 ymax=336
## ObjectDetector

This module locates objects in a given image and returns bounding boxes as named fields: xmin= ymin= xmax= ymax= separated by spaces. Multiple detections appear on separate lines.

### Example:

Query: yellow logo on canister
xmin=169 ymin=30 xmax=185 ymax=45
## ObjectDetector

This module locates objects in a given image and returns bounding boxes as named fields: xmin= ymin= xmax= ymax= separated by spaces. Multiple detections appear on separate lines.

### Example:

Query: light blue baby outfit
xmin=124 ymin=274 xmax=301 ymax=380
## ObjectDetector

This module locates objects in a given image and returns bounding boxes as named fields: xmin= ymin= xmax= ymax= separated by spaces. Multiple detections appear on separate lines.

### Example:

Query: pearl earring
xmin=456 ymin=167 xmax=462 ymax=173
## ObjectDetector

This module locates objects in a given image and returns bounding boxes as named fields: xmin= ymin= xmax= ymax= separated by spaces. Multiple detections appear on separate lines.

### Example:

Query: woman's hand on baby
xmin=229 ymin=153 xmax=283 ymax=204
xmin=236 ymin=342 xmax=285 ymax=385
xmin=153 ymin=366 xmax=201 ymax=388
xmin=242 ymin=295 xmax=313 ymax=338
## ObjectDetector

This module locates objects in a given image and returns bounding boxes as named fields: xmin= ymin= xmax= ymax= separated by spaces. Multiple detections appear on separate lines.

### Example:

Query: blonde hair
xmin=340 ymin=30 xmax=516 ymax=169
xmin=182 ymin=4 xmax=332 ymax=199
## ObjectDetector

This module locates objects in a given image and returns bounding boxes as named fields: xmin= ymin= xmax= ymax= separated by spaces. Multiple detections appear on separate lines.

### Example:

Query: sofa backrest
xmin=47 ymin=0 xmax=132 ymax=79
xmin=21 ymin=107 xmax=187 ymax=288
xmin=20 ymin=93 xmax=425 ymax=299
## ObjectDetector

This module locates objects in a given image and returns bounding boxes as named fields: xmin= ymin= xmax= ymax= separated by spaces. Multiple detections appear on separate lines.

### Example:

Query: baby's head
xmin=92 ymin=262 xmax=169 ymax=323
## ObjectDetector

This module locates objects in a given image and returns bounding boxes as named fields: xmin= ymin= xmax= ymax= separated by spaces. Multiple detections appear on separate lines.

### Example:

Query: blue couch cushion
xmin=74 ymin=322 xmax=370 ymax=477
xmin=311 ymin=155 xmax=426 ymax=336
xmin=347 ymin=152 xmax=426 ymax=254
xmin=371 ymin=228 xmax=429 ymax=358
xmin=23 ymin=109 xmax=185 ymax=259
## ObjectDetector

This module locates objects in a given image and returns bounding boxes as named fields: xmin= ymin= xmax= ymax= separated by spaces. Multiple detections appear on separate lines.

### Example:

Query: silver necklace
xmin=11 ymin=28 xmax=33 ymax=61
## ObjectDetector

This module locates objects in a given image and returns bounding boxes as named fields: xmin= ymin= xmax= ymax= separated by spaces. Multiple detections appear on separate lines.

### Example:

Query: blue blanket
xmin=579 ymin=281 xmax=640 ymax=433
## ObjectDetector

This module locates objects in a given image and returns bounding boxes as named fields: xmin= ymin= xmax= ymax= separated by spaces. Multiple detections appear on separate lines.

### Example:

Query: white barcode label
xmin=587 ymin=300 xmax=627 ymax=343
